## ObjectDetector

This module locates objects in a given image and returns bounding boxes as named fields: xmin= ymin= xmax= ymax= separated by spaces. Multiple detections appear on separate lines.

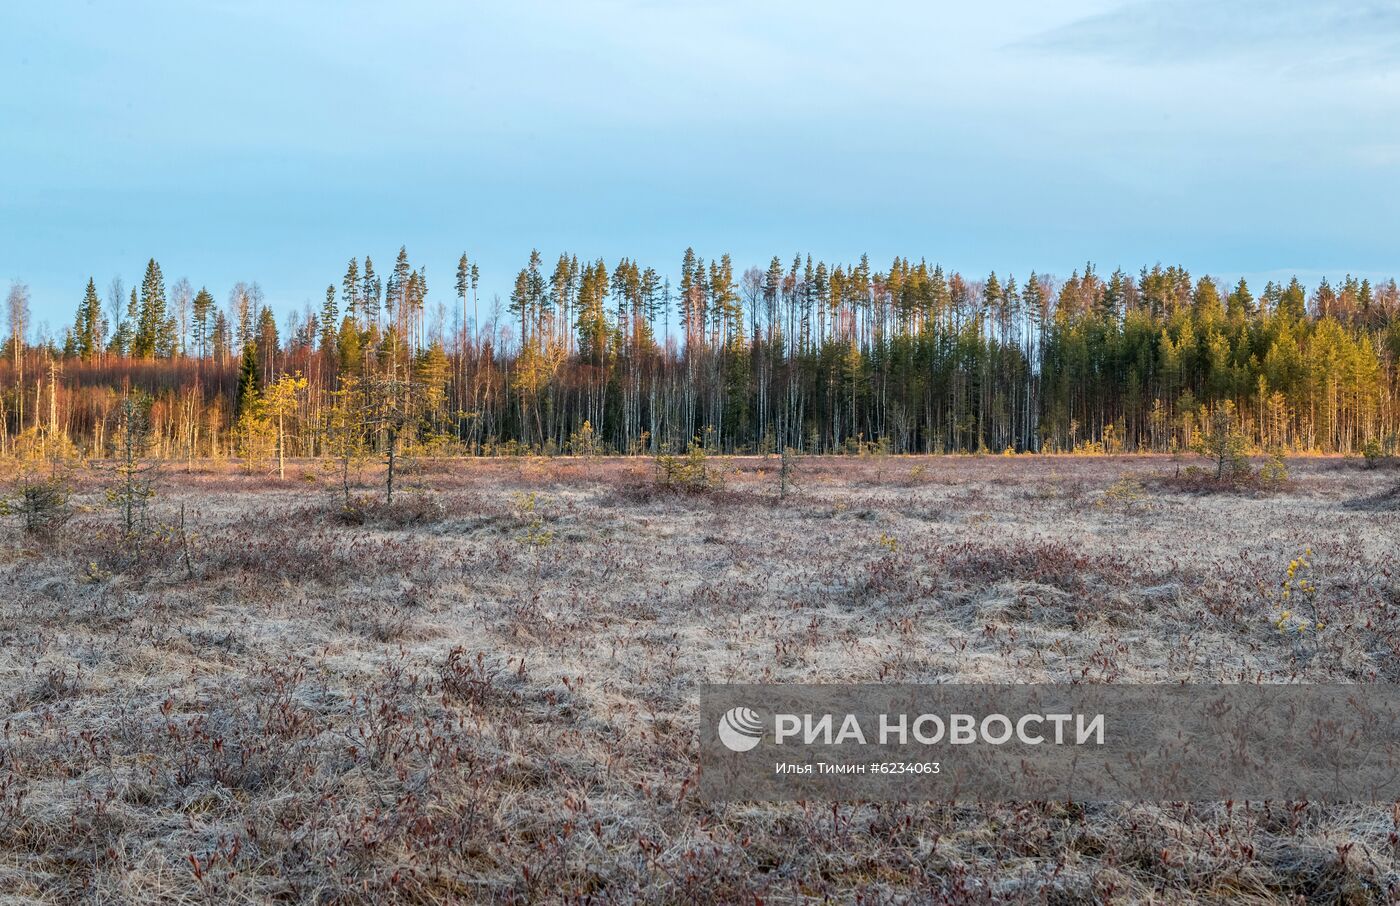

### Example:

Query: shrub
xmin=568 ymin=420 xmax=603 ymax=457
xmin=336 ymin=491 xmax=447 ymax=527
xmin=103 ymin=395 xmax=159 ymax=539
xmin=1194 ymin=402 xmax=1251 ymax=481
xmin=4 ymin=474 xmax=73 ymax=538
xmin=1097 ymin=475 xmax=1150 ymax=509
xmin=1154 ymin=463 xmax=1289 ymax=495
xmin=513 ymin=491 xmax=554 ymax=548
xmin=1361 ymin=436 xmax=1396 ymax=470
xmin=655 ymin=442 xmax=723 ymax=494
xmin=1259 ymin=453 xmax=1290 ymax=486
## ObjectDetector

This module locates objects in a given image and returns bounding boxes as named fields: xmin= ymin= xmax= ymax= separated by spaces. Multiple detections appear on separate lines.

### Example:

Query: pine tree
xmin=456 ymin=253 xmax=471 ymax=346
xmin=192 ymin=287 xmax=214 ymax=359
xmin=320 ymin=285 xmax=339 ymax=355
xmin=361 ymin=256 xmax=380 ymax=328
xmin=342 ymin=258 xmax=361 ymax=324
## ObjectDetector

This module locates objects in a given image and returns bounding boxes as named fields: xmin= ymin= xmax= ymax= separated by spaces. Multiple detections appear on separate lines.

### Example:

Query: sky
xmin=2 ymin=0 xmax=1399 ymax=333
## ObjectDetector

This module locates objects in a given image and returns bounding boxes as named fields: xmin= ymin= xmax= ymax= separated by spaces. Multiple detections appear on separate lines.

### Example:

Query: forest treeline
xmin=2 ymin=247 xmax=1398 ymax=460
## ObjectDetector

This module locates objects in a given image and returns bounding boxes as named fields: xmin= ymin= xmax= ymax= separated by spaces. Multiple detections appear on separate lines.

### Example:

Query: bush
xmin=1194 ymin=402 xmax=1251 ymax=481
xmin=655 ymin=442 xmax=723 ymax=494
xmin=5 ymin=474 xmax=73 ymax=538
xmin=1259 ymin=453 xmax=1290 ymax=486
xmin=1361 ymin=437 xmax=1396 ymax=470
xmin=1153 ymin=457 xmax=1291 ymax=495
xmin=336 ymin=491 xmax=447 ymax=527
xmin=568 ymin=420 xmax=603 ymax=457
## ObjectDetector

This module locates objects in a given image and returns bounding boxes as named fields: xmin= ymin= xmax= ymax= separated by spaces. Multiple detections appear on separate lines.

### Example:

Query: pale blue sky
xmin=3 ymin=0 xmax=1399 ymax=332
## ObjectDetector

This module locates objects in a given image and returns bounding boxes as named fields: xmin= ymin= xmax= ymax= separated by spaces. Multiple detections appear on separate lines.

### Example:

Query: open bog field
xmin=1 ymin=454 xmax=1398 ymax=904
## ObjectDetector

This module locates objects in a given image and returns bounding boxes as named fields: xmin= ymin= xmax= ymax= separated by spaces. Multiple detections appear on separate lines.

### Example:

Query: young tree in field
xmin=365 ymin=368 xmax=416 ymax=503
xmin=232 ymin=341 xmax=271 ymax=466
xmin=106 ymin=393 xmax=158 ymax=542
xmin=6 ymin=470 xmax=73 ymax=538
xmin=323 ymin=375 xmax=370 ymax=512
xmin=1197 ymin=401 xmax=1249 ymax=480
xmin=264 ymin=372 xmax=308 ymax=479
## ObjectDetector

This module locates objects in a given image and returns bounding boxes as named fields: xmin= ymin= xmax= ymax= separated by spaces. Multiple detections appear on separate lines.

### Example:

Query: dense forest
xmin=2 ymin=248 xmax=1398 ymax=459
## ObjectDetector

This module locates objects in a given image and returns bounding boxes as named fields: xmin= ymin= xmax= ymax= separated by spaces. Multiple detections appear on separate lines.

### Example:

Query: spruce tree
xmin=109 ymin=288 xmax=138 ymax=356
xmin=73 ymin=278 xmax=102 ymax=360
xmin=256 ymin=307 xmax=280 ymax=380
xmin=132 ymin=258 xmax=167 ymax=358
xmin=236 ymin=341 xmax=261 ymax=418
xmin=210 ymin=311 xmax=231 ymax=365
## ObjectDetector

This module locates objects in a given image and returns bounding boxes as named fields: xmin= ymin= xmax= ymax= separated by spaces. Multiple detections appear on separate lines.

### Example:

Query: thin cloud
xmin=1021 ymin=0 xmax=1400 ymax=72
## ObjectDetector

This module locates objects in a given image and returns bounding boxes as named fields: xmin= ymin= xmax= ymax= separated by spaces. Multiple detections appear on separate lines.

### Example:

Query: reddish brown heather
xmin=0 ymin=454 xmax=1397 ymax=903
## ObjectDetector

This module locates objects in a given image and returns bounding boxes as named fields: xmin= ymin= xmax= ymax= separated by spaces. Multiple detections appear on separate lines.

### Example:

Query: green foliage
xmin=1259 ymin=453 xmax=1290 ymax=486
xmin=236 ymin=341 xmax=261 ymax=418
xmin=1361 ymin=435 xmax=1397 ymax=469
xmin=513 ymin=491 xmax=554 ymax=548
xmin=72 ymin=278 xmax=102 ymax=360
xmin=568 ymin=420 xmax=601 ymax=457
xmin=32 ymin=249 xmax=1400 ymax=459
xmin=655 ymin=442 xmax=723 ymax=493
xmin=105 ymin=396 xmax=158 ymax=540
xmin=4 ymin=472 xmax=73 ymax=537
xmin=1194 ymin=402 xmax=1251 ymax=481
xmin=1097 ymin=475 xmax=1150 ymax=510
xmin=131 ymin=258 xmax=168 ymax=359
xmin=323 ymin=377 xmax=371 ymax=516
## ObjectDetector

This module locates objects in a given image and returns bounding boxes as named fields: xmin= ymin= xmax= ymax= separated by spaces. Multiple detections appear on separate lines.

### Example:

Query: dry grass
xmin=1 ymin=455 xmax=1398 ymax=903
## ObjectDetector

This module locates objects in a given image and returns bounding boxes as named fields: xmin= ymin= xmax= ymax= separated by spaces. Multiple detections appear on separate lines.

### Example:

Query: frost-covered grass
xmin=0 ymin=454 xmax=1397 ymax=903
